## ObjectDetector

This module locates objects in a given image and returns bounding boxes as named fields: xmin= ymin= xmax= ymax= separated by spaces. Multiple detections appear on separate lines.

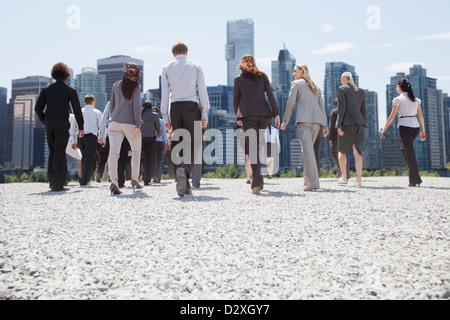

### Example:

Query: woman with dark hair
xmin=107 ymin=62 xmax=143 ymax=195
xmin=35 ymin=62 xmax=84 ymax=192
xmin=233 ymin=54 xmax=280 ymax=194
xmin=381 ymin=78 xmax=426 ymax=187
xmin=141 ymin=100 xmax=161 ymax=186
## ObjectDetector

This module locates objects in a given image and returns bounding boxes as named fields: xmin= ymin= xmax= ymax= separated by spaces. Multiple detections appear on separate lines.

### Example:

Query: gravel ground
xmin=0 ymin=177 xmax=449 ymax=300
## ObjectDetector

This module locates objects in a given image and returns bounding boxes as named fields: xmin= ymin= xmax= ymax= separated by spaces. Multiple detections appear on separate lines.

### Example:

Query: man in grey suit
xmin=336 ymin=72 xmax=367 ymax=187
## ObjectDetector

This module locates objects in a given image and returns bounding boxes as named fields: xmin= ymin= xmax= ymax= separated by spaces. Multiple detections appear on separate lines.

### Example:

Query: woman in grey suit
xmin=281 ymin=64 xmax=328 ymax=191
xmin=336 ymin=72 xmax=367 ymax=188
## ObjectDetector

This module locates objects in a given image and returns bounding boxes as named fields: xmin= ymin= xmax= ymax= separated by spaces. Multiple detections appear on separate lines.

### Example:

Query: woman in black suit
xmin=233 ymin=55 xmax=280 ymax=194
xmin=35 ymin=63 xmax=84 ymax=192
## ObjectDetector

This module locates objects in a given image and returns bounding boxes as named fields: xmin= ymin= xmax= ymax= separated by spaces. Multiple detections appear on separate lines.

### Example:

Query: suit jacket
xmin=141 ymin=108 xmax=161 ymax=138
xmin=329 ymin=108 xmax=338 ymax=141
xmin=233 ymin=74 xmax=279 ymax=119
xmin=337 ymin=84 xmax=367 ymax=128
xmin=283 ymin=79 xmax=328 ymax=128
xmin=35 ymin=80 xmax=84 ymax=130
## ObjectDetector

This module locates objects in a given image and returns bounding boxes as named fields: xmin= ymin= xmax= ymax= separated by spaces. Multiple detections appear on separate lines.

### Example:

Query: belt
xmin=400 ymin=115 xmax=416 ymax=119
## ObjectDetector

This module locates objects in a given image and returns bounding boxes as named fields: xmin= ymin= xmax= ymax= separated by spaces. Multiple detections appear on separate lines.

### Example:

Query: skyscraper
xmin=271 ymin=46 xmax=296 ymax=170
xmin=408 ymin=65 xmax=446 ymax=170
xmin=225 ymin=19 xmax=254 ymax=87
xmin=11 ymin=95 xmax=42 ymax=170
xmin=11 ymin=76 xmax=52 ymax=101
xmin=97 ymin=55 xmax=144 ymax=100
xmin=443 ymin=93 xmax=450 ymax=164
xmin=3 ymin=76 xmax=52 ymax=167
xmin=363 ymin=90 xmax=380 ymax=169
xmin=207 ymin=85 xmax=234 ymax=113
xmin=382 ymin=73 xmax=407 ymax=169
xmin=0 ymin=87 xmax=7 ymax=166
xmin=75 ymin=68 xmax=107 ymax=112
xmin=271 ymin=45 xmax=296 ymax=93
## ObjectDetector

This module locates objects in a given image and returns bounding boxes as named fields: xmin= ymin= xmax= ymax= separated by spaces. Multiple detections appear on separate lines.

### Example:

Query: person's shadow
xmin=257 ymin=190 xmax=304 ymax=198
xmin=29 ymin=190 xmax=83 ymax=196
xmin=173 ymin=195 xmax=228 ymax=202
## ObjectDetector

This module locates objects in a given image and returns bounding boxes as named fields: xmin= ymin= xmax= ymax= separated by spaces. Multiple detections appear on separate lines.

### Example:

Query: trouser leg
xmin=107 ymin=122 xmax=125 ymax=182
xmin=78 ymin=134 xmax=97 ymax=185
xmin=298 ymin=123 xmax=321 ymax=189
xmin=242 ymin=116 xmax=270 ymax=189
xmin=142 ymin=137 xmax=156 ymax=183
xmin=46 ymin=119 xmax=69 ymax=189
xmin=399 ymin=126 xmax=421 ymax=185
xmin=170 ymin=104 xmax=202 ymax=180
xmin=154 ymin=141 xmax=164 ymax=180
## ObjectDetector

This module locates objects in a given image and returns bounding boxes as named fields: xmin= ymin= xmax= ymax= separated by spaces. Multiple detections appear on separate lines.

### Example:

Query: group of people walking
xmin=35 ymin=41 xmax=427 ymax=196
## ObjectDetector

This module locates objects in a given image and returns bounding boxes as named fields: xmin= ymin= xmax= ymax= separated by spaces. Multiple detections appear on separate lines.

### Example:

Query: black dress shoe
xmin=176 ymin=168 xmax=187 ymax=197
xmin=144 ymin=181 xmax=151 ymax=186
xmin=51 ymin=187 xmax=69 ymax=192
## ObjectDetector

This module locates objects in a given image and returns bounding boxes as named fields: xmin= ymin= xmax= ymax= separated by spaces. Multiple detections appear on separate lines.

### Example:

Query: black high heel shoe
xmin=110 ymin=183 xmax=122 ymax=195
xmin=131 ymin=179 xmax=143 ymax=190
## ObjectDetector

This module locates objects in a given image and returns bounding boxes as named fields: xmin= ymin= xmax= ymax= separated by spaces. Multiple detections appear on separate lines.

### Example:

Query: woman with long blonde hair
xmin=281 ymin=64 xmax=328 ymax=191
xmin=336 ymin=72 xmax=367 ymax=188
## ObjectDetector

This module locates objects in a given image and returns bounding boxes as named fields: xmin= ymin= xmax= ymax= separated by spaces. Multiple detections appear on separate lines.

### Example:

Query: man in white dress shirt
xmin=161 ymin=41 xmax=210 ymax=197
xmin=72 ymin=95 xmax=103 ymax=186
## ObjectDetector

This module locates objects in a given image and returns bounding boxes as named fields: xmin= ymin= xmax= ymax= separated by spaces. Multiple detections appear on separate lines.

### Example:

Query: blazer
xmin=283 ymin=79 xmax=328 ymax=128
xmin=337 ymin=84 xmax=367 ymax=129
xmin=233 ymin=74 xmax=279 ymax=119
xmin=141 ymin=108 xmax=161 ymax=138
xmin=35 ymin=80 xmax=84 ymax=130
xmin=329 ymin=108 xmax=338 ymax=141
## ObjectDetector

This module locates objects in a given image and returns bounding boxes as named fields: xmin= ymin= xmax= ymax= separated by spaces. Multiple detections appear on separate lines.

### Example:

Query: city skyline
xmin=1 ymin=0 xmax=449 ymax=129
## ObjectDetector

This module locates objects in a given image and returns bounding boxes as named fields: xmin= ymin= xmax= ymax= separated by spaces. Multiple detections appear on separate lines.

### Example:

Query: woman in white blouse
xmin=381 ymin=78 xmax=426 ymax=187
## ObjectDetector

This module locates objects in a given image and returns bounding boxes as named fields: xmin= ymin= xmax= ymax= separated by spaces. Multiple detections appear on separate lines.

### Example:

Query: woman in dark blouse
xmin=233 ymin=55 xmax=280 ymax=194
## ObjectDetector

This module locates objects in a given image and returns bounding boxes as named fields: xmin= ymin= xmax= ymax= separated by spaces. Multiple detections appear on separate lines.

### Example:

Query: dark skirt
xmin=265 ymin=142 xmax=274 ymax=158
xmin=338 ymin=125 xmax=365 ymax=155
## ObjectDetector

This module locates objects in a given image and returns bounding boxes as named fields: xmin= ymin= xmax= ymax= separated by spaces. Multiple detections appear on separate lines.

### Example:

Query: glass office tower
xmin=225 ymin=19 xmax=254 ymax=87
xmin=97 ymin=55 xmax=144 ymax=101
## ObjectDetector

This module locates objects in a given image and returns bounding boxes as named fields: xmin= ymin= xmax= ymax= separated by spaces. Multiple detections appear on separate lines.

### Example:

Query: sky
xmin=1 ymin=0 xmax=449 ymax=127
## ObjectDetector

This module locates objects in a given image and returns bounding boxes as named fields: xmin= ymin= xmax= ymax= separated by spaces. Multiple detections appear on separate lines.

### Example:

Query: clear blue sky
xmin=1 ymin=0 xmax=449 ymax=126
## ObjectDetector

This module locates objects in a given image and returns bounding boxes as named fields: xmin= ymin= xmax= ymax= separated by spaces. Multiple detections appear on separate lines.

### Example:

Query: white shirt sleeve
xmin=197 ymin=65 xmax=210 ymax=121
xmin=99 ymin=102 xmax=110 ymax=141
xmin=161 ymin=67 xmax=171 ymax=124
xmin=393 ymin=97 xmax=402 ymax=107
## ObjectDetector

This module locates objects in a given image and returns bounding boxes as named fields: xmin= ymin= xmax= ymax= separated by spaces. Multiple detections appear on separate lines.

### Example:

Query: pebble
xmin=0 ymin=177 xmax=449 ymax=299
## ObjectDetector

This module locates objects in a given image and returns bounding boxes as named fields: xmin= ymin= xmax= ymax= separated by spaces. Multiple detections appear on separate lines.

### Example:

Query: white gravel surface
xmin=0 ymin=177 xmax=449 ymax=300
